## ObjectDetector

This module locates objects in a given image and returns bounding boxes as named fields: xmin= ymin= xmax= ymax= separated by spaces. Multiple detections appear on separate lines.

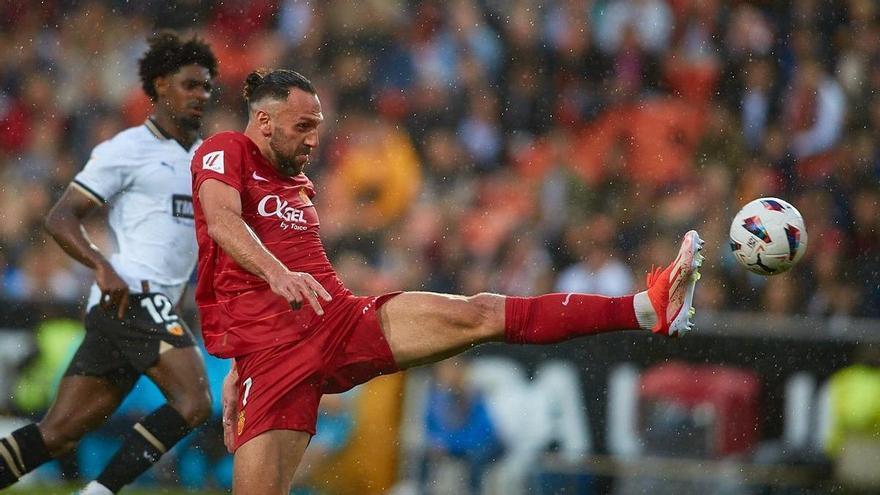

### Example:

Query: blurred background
xmin=1 ymin=0 xmax=879 ymax=493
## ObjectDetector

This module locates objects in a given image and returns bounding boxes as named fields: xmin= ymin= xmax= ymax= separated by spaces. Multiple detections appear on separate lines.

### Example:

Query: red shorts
xmin=231 ymin=292 xmax=400 ymax=450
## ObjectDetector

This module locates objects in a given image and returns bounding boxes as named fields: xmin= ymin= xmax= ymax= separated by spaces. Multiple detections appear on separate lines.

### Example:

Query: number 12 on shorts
xmin=242 ymin=377 xmax=253 ymax=407
xmin=141 ymin=294 xmax=179 ymax=323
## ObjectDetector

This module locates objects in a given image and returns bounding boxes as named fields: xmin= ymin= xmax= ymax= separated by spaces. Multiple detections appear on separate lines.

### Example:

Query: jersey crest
xmin=202 ymin=150 xmax=225 ymax=173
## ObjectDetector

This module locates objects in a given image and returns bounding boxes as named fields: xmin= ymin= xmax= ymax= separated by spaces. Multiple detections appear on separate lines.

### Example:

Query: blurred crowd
xmin=1 ymin=0 xmax=879 ymax=321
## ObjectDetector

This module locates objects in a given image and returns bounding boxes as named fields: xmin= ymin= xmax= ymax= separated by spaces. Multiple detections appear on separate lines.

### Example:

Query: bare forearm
xmin=207 ymin=210 xmax=287 ymax=281
xmin=44 ymin=214 xmax=110 ymax=271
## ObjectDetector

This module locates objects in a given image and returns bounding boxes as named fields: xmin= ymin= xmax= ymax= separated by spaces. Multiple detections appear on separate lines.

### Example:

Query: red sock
xmin=504 ymin=293 xmax=639 ymax=344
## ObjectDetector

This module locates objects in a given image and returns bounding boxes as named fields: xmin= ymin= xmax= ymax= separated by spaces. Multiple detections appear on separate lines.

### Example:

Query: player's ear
xmin=256 ymin=109 xmax=273 ymax=137
xmin=154 ymin=76 xmax=170 ymax=99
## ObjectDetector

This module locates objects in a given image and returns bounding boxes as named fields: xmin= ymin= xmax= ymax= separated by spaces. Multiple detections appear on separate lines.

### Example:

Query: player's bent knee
xmin=172 ymin=391 xmax=212 ymax=427
xmin=462 ymin=293 xmax=505 ymax=339
xmin=191 ymin=395 xmax=213 ymax=426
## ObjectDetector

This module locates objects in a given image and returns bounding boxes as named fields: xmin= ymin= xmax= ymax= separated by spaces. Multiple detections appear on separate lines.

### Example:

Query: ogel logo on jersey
xmin=257 ymin=195 xmax=307 ymax=224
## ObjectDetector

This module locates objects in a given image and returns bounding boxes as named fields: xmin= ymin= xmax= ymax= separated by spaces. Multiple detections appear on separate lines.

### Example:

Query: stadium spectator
xmin=555 ymin=216 xmax=635 ymax=297
xmin=420 ymin=358 xmax=503 ymax=495
xmin=782 ymin=58 xmax=847 ymax=174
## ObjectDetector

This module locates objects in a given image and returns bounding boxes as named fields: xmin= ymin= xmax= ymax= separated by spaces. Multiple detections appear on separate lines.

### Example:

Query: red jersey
xmin=191 ymin=131 xmax=351 ymax=358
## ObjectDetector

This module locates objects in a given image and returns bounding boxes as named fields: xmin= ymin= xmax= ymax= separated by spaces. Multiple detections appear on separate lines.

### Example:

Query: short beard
xmin=176 ymin=114 xmax=203 ymax=132
xmin=269 ymin=136 xmax=302 ymax=176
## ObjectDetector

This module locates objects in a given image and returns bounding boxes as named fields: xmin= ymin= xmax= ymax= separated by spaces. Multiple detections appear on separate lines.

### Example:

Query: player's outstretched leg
xmin=379 ymin=231 xmax=705 ymax=369
xmin=505 ymin=229 xmax=704 ymax=343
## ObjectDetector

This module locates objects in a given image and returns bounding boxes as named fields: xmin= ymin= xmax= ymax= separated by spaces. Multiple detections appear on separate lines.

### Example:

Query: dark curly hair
xmin=243 ymin=69 xmax=316 ymax=108
xmin=138 ymin=31 xmax=218 ymax=101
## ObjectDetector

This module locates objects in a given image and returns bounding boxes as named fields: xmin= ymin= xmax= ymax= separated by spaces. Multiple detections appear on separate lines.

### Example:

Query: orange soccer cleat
xmin=646 ymin=230 xmax=705 ymax=337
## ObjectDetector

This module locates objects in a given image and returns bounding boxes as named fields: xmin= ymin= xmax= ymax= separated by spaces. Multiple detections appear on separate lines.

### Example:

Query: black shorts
xmin=64 ymin=292 xmax=196 ymax=390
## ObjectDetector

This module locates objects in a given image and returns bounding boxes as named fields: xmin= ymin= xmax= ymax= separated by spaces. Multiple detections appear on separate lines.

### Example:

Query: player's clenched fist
xmin=266 ymin=267 xmax=332 ymax=315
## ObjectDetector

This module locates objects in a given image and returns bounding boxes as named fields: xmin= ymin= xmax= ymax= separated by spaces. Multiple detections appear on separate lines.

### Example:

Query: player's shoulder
xmin=193 ymin=132 xmax=256 ymax=175
xmin=89 ymin=124 xmax=154 ymax=160
xmin=200 ymin=131 xmax=253 ymax=151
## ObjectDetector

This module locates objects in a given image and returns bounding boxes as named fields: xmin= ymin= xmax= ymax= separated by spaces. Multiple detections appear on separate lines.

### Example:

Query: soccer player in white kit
xmin=0 ymin=32 xmax=217 ymax=494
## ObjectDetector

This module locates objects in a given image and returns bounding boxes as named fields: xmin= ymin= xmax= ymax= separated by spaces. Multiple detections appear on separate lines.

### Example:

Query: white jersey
xmin=73 ymin=119 xmax=199 ymax=308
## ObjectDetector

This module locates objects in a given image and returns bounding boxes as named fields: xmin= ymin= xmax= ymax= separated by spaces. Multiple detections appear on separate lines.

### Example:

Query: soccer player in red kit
xmin=191 ymin=69 xmax=704 ymax=494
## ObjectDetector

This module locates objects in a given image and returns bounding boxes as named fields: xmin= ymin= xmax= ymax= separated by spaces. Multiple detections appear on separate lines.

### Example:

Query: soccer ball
xmin=729 ymin=197 xmax=808 ymax=276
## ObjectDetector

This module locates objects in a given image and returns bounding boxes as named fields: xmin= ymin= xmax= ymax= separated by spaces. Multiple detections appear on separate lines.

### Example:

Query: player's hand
xmin=266 ymin=267 xmax=332 ymax=316
xmin=95 ymin=262 xmax=130 ymax=319
xmin=221 ymin=365 xmax=239 ymax=453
